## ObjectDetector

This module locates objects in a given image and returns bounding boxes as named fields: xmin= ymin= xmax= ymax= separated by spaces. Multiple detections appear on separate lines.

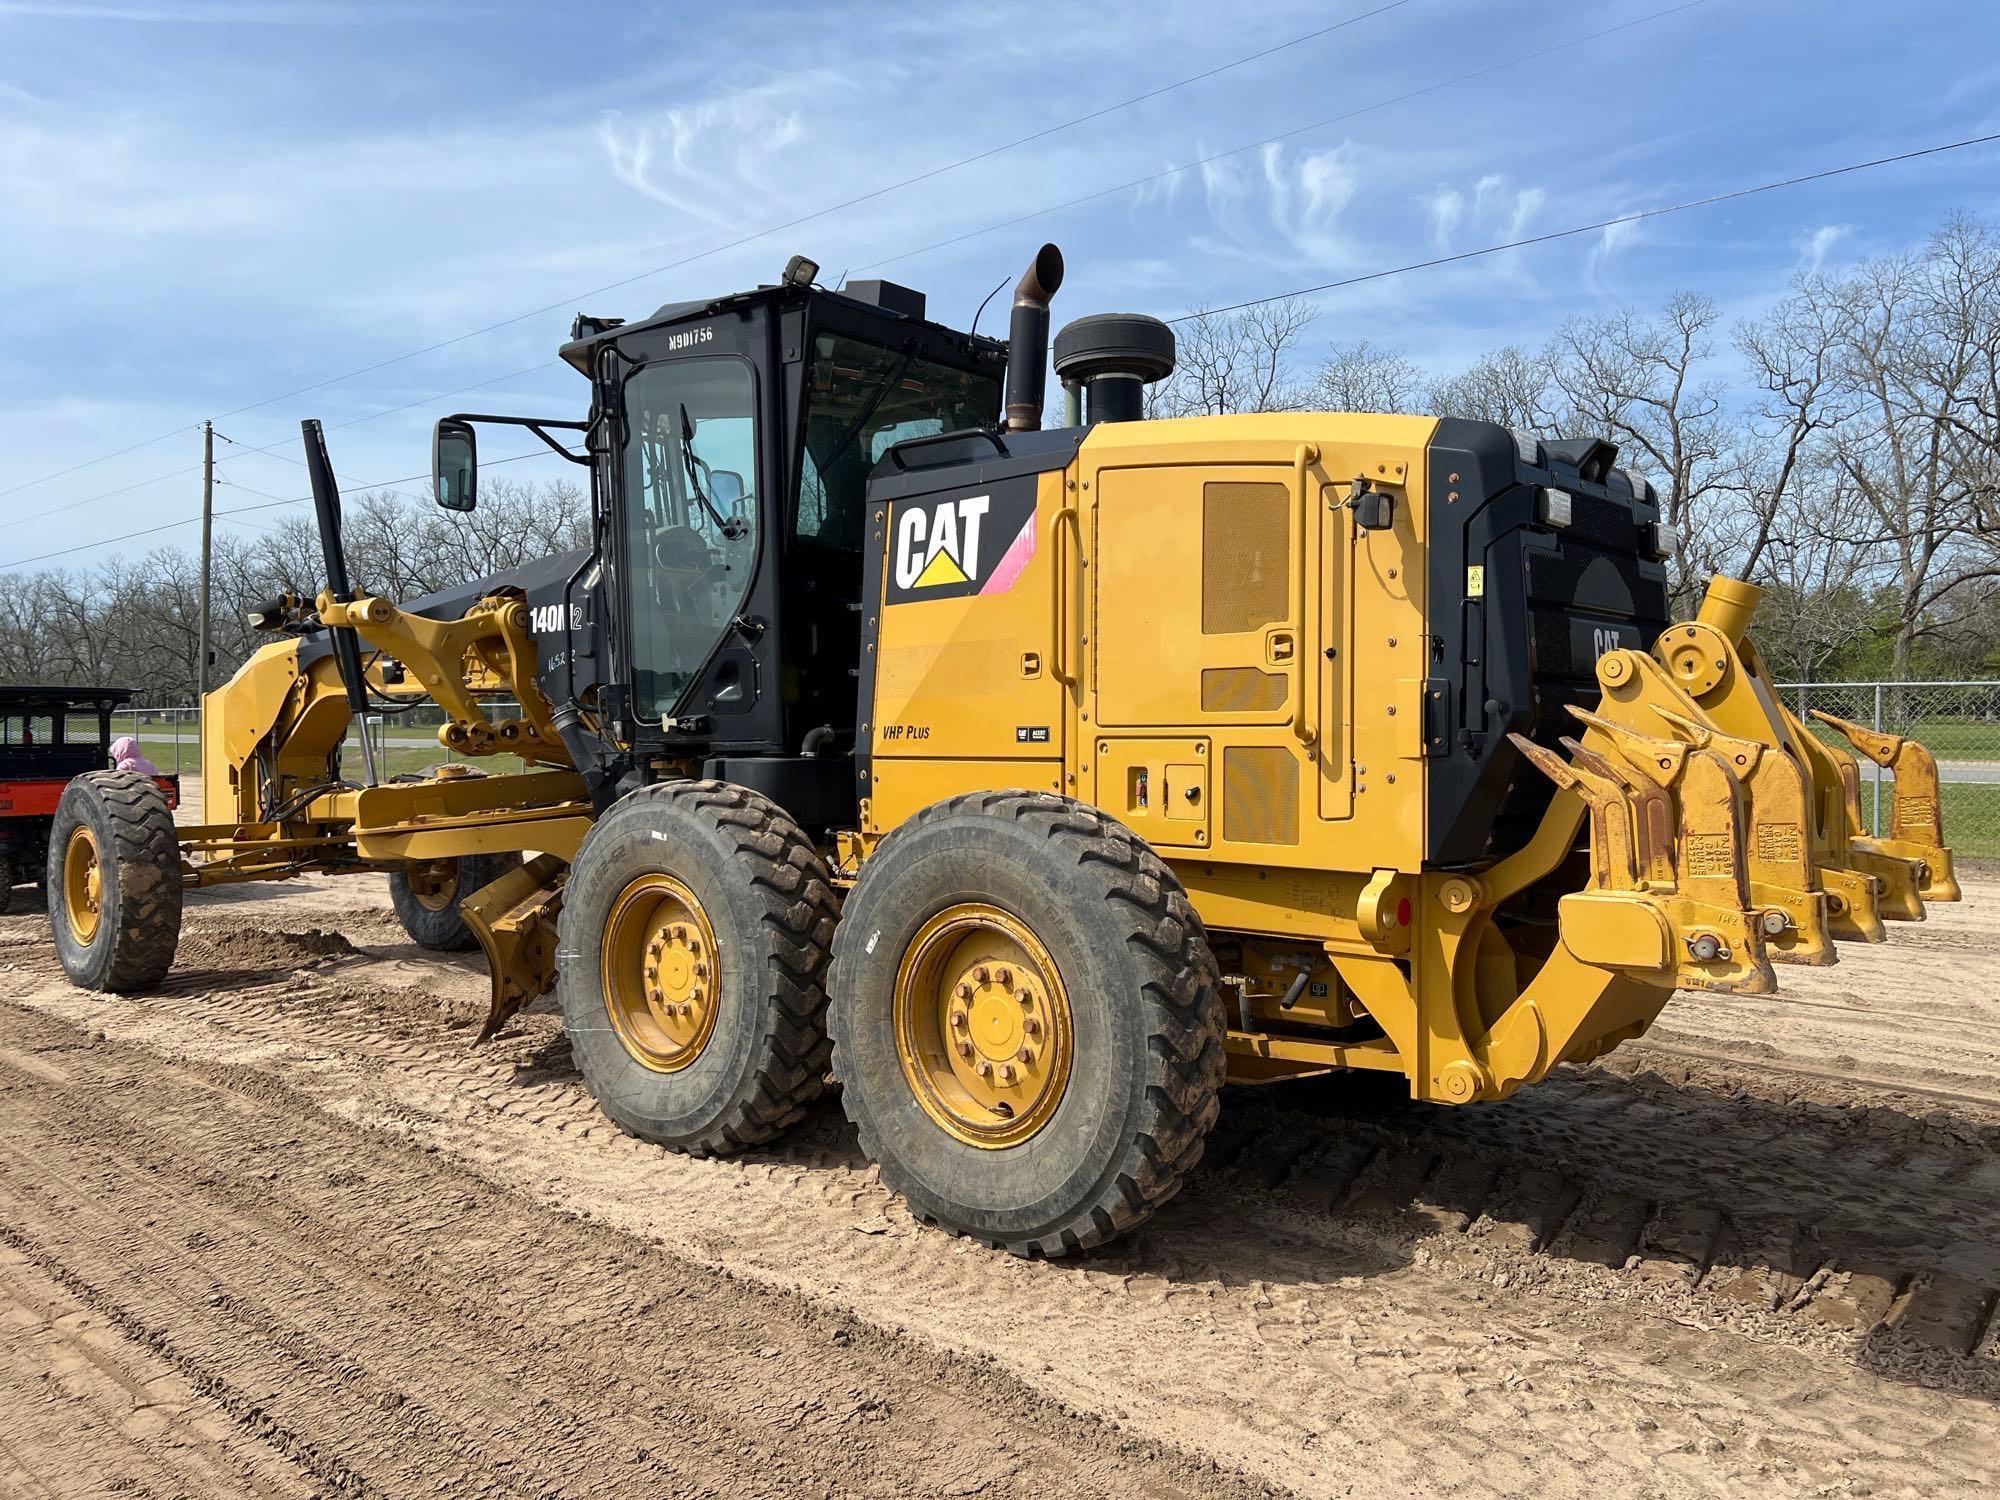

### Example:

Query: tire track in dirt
xmin=34 ymin=909 xmax=2000 ymax=1373
xmin=0 ymin=1003 xmax=1272 ymax=1500
xmin=5 ymin=894 xmax=1998 ymax=1497
xmin=0 ymin=1241 xmax=317 ymax=1500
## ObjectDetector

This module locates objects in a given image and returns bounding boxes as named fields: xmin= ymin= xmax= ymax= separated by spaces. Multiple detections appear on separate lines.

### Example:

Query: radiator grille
xmin=1202 ymin=481 xmax=1289 ymax=635
xmin=1223 ymin=746 xmax=1299 ymax=846
xmin=1200 ymin=666 xmax=1287 ymax=713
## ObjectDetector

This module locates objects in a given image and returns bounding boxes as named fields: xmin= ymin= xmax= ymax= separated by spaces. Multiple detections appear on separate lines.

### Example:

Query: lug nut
xmin=671 ymin=925 xmax=687 ymax=941
xmin=1015 ymin=1046 xmax=1033 ymax=1064
xmin=974 ymin=1059 xmax=993 ymax=1079
xmin=1021 ymin=1015 xmax=1041 ymax=1037
xmin=1016 ymin=988 xmax=1033 ymax=1007
xmin=996 ymin=968 xmax=1012 ymax=986
xmin=693 ymin=962 xmax=709 ymax=980
xmin=955 ymin=1039 xmax=974 ymax=1059
xmin=999 ymin=1063 xmax=1017 ymax=1085
xmin=950 ymin=1007 xmax=968 ymax=1029
xmin=955 ymin=982 xmax=973 ymax=1001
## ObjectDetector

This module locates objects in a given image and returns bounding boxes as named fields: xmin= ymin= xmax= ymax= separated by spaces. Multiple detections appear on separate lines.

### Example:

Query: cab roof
xmin=556 ymin=279 xmax=1001 ymax=375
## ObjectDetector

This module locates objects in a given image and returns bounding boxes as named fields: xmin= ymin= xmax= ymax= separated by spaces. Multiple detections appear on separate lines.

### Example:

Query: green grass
xmin=129 ymin=732 xmax=527 ymax=782
xmin=1938 ymin=782 xmax=2000 ymax=859
xmin=1795 ymin=716 xmax=2000 ymax=763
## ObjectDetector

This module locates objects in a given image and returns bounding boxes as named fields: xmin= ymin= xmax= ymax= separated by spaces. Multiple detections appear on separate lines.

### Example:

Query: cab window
xmin=621 ymin=357 xmax=759 ymax=721
xmin=797 ymin=334 xmax=1000 ymax=549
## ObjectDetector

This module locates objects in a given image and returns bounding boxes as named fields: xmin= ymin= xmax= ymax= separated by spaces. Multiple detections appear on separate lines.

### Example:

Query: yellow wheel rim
xmin=63 ymin=826 xmax=103 ymax=946
xmin=406 ymin=860 xmax=459 ymax=913
xmin=894 ymin=903 xmax=1073 ymax=1149
xmin=600 ymin=873 xmax=720 ymax=1073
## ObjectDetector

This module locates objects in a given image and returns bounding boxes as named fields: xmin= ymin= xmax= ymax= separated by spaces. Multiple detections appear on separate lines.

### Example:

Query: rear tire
xmin=829 ymin=792 xmax=1226 ymax=1257
xmin=49 ymin=771 xmax=182 ymax=992
xmin=556 ymin=781 xmax=838 ymax=1156
xmin=389 ymin=853 xmax=522 ymax=951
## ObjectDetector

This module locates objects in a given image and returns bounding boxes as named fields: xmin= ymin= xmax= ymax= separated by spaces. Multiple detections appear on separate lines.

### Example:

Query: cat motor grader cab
xmin=47 ymin=244 xmax=1958 ymax=1256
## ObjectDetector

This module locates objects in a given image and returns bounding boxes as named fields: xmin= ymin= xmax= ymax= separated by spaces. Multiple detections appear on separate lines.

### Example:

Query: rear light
xmin=1644 ymin=521 xmax=1678 ymax=560
xmin=1538 ymin=486 xmax=1573 ymax=528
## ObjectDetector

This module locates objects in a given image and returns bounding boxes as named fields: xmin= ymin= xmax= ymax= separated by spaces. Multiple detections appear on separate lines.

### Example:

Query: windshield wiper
xmin=679 ymin=403 xmax=747 ymax=540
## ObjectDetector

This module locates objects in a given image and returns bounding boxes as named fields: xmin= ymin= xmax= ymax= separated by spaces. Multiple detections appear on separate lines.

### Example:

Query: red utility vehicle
xmin=0 ymin=687 xmax=179 ymax=912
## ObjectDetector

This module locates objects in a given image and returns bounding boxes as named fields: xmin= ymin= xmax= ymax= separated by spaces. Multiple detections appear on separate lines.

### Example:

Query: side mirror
xmin=709 ymin=468 xmax=746 ymax=508
xmin=433 ymin=418 xmax=477 ymax=512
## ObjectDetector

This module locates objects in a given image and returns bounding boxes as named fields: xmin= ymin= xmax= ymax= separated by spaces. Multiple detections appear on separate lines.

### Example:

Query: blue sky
xmin=1 ymin=0 xmax=1996 ymax=571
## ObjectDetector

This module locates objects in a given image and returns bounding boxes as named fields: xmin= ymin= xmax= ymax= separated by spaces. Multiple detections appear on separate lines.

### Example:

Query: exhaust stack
xmin=1003 ymin=244 xmax=1065 ymax=432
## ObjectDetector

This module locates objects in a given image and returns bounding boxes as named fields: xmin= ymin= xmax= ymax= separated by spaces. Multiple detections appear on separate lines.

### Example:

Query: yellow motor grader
xmin=47 ymin=245 xmax=1958 ymax=1255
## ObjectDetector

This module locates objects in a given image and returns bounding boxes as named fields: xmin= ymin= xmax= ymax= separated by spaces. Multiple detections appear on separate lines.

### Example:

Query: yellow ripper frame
xmin=1304 ymin=573 xmax=1960 ymax=1110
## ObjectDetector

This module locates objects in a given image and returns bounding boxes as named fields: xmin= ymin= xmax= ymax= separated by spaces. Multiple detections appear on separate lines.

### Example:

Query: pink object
xmin=110 ymin=734 xmax=159 ymax=776
xmin=978 ymin=512 xmax=1037 ymax=597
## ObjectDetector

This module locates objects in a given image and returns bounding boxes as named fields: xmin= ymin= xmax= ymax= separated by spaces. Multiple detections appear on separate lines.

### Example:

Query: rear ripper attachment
xmin=1507 ymin=572 xmax=1960 ymax=1032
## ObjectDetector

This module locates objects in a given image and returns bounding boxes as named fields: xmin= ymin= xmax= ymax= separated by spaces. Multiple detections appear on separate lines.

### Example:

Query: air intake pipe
xmin=1053 ymin=314 xmax=1176 ymax=424
xmin=1003 ymin=244 xmax=1065 ymax=432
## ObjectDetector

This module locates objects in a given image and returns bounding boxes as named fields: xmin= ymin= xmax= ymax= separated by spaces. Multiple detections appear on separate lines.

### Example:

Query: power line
xmin=16 ymin=121 xmax=2000 ymax=574
xmin=15 ymin=126 xmax=1996 ymax=573
xmin=1174 ymin=129 xmax=2000 ymax=321
xmin=0 ymin=448 xmax=561 ymax=571
xmin=0 ymin=360 xmax=560 ymax=532
xmin=857 ymin=0 xmax=1715 ymax=274
xmin=0 ymin=1 xmax=1415 ymax=504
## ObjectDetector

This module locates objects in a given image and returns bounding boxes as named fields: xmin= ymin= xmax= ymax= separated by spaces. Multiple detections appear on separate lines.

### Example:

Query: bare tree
xmin=1551 ymin=294 xmax=1739 ymax=605
xmin=1731 ymin=277 xmax=1852 ymax=580
xmin=1822 ymin=216 xmax=2000 ymax=680
xmin=1312 ymin=339 xmax=1425 ymax=413
xmin=1427 ymin=345 xmax=1562 ymax=434
xmin=1149 ymin=296 xmax=1318 ymax=417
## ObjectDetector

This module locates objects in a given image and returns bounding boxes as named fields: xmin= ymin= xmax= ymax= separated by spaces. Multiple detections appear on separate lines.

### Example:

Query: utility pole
xmin=197 ymin=420 xmax=214 ymax=705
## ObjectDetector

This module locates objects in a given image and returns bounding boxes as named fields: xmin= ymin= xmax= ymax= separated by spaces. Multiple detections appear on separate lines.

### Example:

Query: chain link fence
xmin=1781 ymin=681 xmax=2000 ymax=860
xmin=108 ymin=704 xmax=525 ymax=785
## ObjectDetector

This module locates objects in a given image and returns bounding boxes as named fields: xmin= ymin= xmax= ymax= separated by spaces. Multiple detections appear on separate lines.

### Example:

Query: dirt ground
xmin=0 ymin=822 xmax=1995 ymax=1495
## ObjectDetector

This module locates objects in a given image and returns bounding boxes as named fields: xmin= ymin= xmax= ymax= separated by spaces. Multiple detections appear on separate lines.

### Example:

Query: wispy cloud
xmin=1425 ymin=187 xmax=1463 ymax=249
xmin=1797 ymin=222 xmax=1850 ymax=272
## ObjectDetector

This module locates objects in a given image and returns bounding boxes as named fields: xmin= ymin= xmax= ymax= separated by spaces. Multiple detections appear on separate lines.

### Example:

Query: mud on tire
xmin=389 ymin=852 xmax=523 ymax=952
xmin=556 ymin=780 xmax=839 ymax=1156
xmin=829 ymin=791 xmax=1227 ymax=1257
xmin=49 ymin=770 xmax=182 ymax=993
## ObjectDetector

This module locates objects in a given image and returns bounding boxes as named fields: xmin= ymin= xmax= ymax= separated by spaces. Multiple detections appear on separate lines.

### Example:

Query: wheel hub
xmin=602 ymin=875 xmax=718 ymax=1073
xmin=406 ymin=859 xmax=459 ymax=912
xmin=63 ymin=826 xmax=102 ymax=945
xmin=895 ymin=904 xmax=1072 ymax=1149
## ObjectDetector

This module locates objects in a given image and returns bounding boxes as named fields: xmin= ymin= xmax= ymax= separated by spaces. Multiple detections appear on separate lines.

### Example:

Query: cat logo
xmin=883 ymin=476 xmax=1039 ymax=606
xmin=894 ymin=494 xmax=989 ymax=591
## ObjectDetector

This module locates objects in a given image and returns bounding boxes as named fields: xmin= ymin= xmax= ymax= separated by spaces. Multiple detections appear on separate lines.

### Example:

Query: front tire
xmin=829 ymin=792 xmax=1226 ymax=1257
xmin=556 ymin=781 xmax=838 ymax=1156
xmin=49 ymin=771 xmax=182 ymax=992
xmin=389 ymin=853 xmax=521 ymax=951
